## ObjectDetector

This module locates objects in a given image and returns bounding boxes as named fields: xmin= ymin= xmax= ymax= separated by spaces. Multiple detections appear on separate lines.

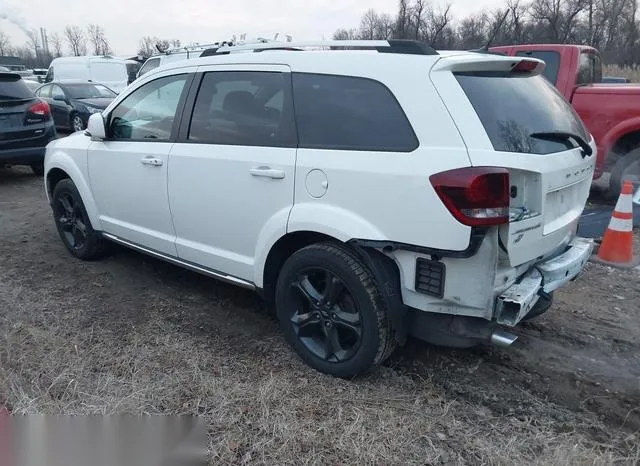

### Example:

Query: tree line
xmin=333 ymin=0 xmax=640 ymax=65
xmin=0 ymin=25 xmax=180 ymax=68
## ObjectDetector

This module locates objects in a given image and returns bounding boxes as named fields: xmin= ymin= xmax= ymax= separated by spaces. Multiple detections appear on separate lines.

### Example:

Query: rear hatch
xmin=0 ymin=73 xmax=51 ymax=146
xmin=431 ymin=54 xmax=595 ymax=266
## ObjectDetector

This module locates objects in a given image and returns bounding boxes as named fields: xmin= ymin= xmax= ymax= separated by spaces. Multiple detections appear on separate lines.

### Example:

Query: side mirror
xmin=86 ymin=113 xmax=106 ymax=140
xmin=53 ymin=94 xmax=66 ymax=102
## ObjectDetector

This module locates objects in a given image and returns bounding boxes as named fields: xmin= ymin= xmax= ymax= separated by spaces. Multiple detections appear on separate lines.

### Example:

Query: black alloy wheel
xmin=289 ymin=267 xmax=362 ymax=363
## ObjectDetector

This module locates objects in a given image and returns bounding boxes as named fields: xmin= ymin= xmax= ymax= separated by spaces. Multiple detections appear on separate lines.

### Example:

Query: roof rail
xmin=206 ymin=39 xmax=438 ymax=56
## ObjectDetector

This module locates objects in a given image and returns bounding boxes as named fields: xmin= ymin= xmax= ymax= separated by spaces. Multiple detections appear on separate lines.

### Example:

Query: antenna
xmin=471 ymin=10 xmax=509 ymax=53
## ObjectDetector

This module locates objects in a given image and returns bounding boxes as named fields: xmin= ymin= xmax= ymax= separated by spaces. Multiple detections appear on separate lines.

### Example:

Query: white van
xmin=45 ymin=56 xmax=129 ymax=94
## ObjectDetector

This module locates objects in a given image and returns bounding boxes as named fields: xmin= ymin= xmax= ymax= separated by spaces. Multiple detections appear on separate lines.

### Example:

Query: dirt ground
xmin=1 ymin=166 xmax=639 ymax=465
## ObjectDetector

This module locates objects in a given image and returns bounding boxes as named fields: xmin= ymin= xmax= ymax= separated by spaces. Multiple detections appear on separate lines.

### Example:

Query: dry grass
xmin=603 ymin=64 xmax=640 ymax=82
xmin=1 ymin=168 xmax=639 ymax=465
xmin=0 ymin=273 xmax=637 ymax=465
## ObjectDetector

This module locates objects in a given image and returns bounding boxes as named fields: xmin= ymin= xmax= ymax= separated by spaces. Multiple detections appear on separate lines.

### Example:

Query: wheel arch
xmin=45 ymin=157 xmax=102 ymax=231
xmin=260 ymin=231 xmax=408 ymax=345
xmin=601 ymin=118 xmax=640 ymax=169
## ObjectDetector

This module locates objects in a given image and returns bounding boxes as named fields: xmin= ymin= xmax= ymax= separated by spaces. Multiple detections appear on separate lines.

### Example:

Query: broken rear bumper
xmin=495 ymin=237 xmax=594 ymax=326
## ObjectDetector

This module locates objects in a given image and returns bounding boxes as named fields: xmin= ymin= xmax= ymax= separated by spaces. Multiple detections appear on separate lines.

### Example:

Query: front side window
xmin=51 ymin=85 xmax=65 ymax=99
xmin=188 ymin=71 xmax=296 ymax=147
xmin=108 ymin=74 xmax=187 ymax=141
xmin=292 ymin=73 xmax=418 ymax=152
xmin=515 ymin=51 xmax=560 ymax=84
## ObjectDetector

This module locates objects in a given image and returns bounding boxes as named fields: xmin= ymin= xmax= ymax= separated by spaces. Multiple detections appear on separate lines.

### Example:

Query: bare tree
xmin=49 ymin=32 xmax=63 ymax=57
xmin=394 ymin=0 xmax=412 ymax=38
xmin=25 ymin=29 xmax=40 ymax=57
xmin=423 ymin=3 xmax=453 ymax=46
xmin=65 ymin=25 xmax=87 ymax=56
xmin=333 ymin=28 xmax=358 ymax=40
xmin=0 ymin=30 xmax=11 ymax=55
xmin=138 ymin=36 xmax=176 ymax=57
xmin=359 ymin=9 xmax=380 ymax=40
xmin=87 ymin=24 xmax=111 ymax=55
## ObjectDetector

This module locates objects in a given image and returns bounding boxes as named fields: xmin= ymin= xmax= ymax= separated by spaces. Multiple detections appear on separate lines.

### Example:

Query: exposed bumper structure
xmin=495 ymin=237 xmax=594 ymax=326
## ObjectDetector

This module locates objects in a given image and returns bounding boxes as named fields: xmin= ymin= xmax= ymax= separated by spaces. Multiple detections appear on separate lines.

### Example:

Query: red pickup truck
xmin=490 ymin=44 xmax=640 ymax=196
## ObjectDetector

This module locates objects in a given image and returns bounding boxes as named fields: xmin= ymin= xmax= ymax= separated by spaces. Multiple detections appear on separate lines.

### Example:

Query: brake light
xmin=512 ymin=59 xmax=539 ymax=73
xmin=430 ymin=167 xmax=510 ymax=227
xmin=28 ymin=100 xmax=50 ymax=116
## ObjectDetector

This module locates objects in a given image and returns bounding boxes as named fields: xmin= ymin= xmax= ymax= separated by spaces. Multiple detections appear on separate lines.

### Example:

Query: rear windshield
xmin=0 ymin=74 xmax=33 ymax=100
xmin=455 ymin=73 xmax=588 ymax=154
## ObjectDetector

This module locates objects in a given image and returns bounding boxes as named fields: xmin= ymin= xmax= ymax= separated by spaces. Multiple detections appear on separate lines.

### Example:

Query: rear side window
xmin=515 ymin=51 xmax=560 ymax=84
xmin=188 ymin=71 xmax=296 ymax=147
xmin=0 ymin=75 xmax=33 ymax=100
xmin=456 ymin=73 xmax=588 ymax=155
xmin=577 ymin=52 xmax=602 ymax=85
xmin=292 ymin=73 xmax=418 ymax=152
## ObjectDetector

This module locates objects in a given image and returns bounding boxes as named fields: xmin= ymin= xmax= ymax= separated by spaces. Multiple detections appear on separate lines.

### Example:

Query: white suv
xmin=44 ymin=40 xmax=595 ymax=378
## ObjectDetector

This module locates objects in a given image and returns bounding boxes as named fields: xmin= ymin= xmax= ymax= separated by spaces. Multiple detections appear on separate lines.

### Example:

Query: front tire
xmin=51 ymin=179 xmax=107 ymax=260
xmin=71 ymin=114 xmax=85 ymax=132
xmin=275 ymin=243 xmax=395 ymax=378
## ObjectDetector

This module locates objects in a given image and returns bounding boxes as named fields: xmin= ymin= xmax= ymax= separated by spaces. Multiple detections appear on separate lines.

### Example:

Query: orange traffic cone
xmin=594 ymin=180 xmax=638 ymax=268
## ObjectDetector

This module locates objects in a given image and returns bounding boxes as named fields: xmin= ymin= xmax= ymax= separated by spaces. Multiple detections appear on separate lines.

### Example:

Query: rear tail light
xmin=28 ymin=100 xmax=50 ymax=116
xmin=430 ymin=167 xmax=510 ymax=227
xmin=24 ymin=100 xmax=51 ymax=125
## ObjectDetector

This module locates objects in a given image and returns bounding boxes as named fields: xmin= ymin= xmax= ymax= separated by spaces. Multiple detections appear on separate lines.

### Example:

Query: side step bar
xmin=101 ymin=233 xmax=255 ymax=290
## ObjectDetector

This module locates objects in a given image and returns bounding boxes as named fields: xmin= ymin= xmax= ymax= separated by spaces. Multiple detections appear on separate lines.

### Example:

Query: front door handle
xmin=249 ymin=166 xmax=285 ymax=179
xmin=141 ymin=156 xmax=163 ymax=167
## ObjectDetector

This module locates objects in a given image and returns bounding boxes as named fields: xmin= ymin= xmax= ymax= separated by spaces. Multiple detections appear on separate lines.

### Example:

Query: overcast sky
xmin=1 ymin=0 xmax=504 ymax=56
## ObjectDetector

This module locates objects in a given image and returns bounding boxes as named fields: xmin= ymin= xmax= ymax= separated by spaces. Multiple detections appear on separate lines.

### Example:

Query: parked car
xmin=30 ymin=68 xmax=48 ymax=83
xmin=1 ymin=71 xmax=56 ymax=175
xmin=44 ymin=40 xmax=595 ymax=378
xmin=35 ymin=82 xmax=116 ymax=132
xmin=490 ymin=44 xmax=640 ymax=196
xmin=45 ymin=56 xmax=129 ymax=94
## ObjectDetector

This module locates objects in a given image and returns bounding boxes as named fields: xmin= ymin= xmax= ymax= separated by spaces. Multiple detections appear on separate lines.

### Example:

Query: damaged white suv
xmin=44 ymin=40 xmax=595 ymax=378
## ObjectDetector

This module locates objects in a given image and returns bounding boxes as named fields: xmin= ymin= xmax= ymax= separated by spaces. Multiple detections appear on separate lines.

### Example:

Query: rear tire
xmin=275 ymin=243 xmax=396 ymax=378
xmin=609 ymin=148 xmax=640 ymax=198
xmin=51 ymin=179 xmax=107 ymax=260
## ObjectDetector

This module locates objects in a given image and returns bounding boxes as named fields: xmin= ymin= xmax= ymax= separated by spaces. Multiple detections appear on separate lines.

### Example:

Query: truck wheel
xmin=275 ymin=243 xmax=396 ymax=378
xmin=609 ymin=148 xmax=640 ymax=198
xmin=51 ymin=179 xmax=108 ymax=260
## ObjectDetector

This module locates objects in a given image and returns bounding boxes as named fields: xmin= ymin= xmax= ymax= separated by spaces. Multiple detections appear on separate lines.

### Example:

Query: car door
xmin=49 ymin=85 xmax=70 ymax=129
xmin=87 ymin=71 xmax=193 ymax=256
xmin=168 ymin=65 xmax=297 ymax=282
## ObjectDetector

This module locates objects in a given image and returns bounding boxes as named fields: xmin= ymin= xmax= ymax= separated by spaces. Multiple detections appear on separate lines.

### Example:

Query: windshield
xmin=0 ymin=74 xmax=34 ymax=100
xmin=91 ymin=62 xmax=127 ymax=82
xmin=65 ymin=84 xmax=116 ymax=99
xmin=455 ymin=73 xmax=588 ymax=155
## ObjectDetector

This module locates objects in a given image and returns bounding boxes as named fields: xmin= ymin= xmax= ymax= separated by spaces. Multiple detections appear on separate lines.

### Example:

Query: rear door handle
xmin=140 ymin=156 xmax=163 ymax=167
xmin=249 ymin=166 xmax=285 ymax=179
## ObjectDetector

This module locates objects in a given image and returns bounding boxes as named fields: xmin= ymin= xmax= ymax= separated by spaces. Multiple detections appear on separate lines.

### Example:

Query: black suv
xmin=0 ymin=72 xmax=56 ymax=175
